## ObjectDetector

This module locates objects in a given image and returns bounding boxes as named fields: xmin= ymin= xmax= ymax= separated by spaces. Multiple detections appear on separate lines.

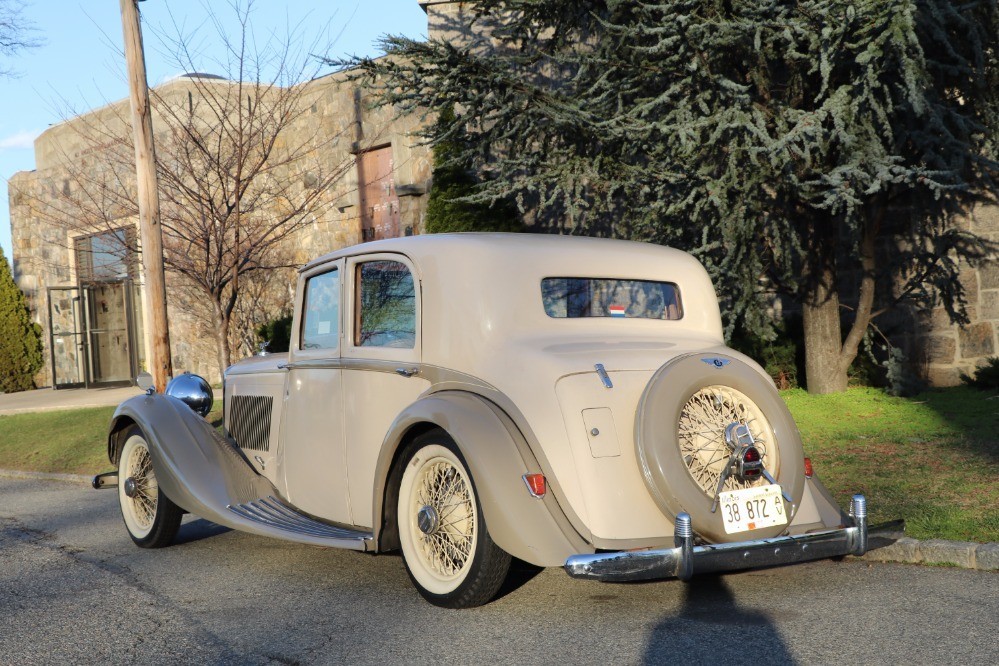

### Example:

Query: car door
xmin=342 ymin=253 xmax=430 ymax=529
xmin=278 ymin=259 xmax=352 ymax=525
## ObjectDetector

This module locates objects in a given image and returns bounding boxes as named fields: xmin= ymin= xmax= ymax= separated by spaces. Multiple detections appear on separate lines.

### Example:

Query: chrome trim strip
xmin=565 ymin=495 xmax=873 ymax=582
xmin=281 ymin=357 xmax=413 ymax=373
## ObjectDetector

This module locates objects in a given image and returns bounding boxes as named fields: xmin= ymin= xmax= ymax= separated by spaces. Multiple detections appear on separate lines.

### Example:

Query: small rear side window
xmin=542 ymin=278 xmax=682 ymax=320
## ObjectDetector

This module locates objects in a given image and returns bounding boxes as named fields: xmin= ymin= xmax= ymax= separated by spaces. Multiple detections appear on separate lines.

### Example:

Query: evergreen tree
xmin=0 ymin=246 xmax=43 ymax=392
xmin=352 ymin=0 xmax=999 ymax=393
xmin=425 ymin=107 xmax=524 ymax=233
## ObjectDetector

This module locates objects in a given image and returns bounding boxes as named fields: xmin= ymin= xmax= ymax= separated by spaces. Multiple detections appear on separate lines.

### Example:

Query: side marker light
xmin=523 ymin=473 xmax=546 ymax=498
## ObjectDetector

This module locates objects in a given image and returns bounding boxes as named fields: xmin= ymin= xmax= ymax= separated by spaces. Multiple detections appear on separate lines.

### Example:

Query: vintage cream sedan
xmin=95 ymin=234 xmax=876 ymax=608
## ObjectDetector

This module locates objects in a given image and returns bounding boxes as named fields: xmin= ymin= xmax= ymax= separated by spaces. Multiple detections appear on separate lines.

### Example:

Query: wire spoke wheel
xmin=397 ymin=431 xmax=510 ymax=608
xmin=117 ymin=426 xmax=182 ymax=548
xmin=414 ymin=459 xmax=475 ymax=577
xmin=677 ymin=385 xmax=779 ymax=496
xmin=637 ymin=355 xmax=806 ymax=542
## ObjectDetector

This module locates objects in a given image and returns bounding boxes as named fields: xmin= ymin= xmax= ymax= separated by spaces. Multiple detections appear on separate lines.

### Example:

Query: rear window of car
xmin=541 ymin=278 xmax=682 ymax=320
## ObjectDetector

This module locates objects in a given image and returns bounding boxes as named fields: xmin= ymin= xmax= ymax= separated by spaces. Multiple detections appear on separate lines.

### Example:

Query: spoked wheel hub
xmin=417 ymin=505 xmax=440 ymax=535
xmin=123 ymin=476 xmax=139 ymax=498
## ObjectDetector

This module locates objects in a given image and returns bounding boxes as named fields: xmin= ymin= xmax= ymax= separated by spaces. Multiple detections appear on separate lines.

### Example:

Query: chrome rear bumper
xmin=565 ymin=495 xmax=873 ymax=582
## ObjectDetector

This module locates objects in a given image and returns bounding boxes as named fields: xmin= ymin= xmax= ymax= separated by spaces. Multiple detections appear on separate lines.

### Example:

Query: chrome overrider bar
xmin=565 ymin=495 xmax=869 ymax=582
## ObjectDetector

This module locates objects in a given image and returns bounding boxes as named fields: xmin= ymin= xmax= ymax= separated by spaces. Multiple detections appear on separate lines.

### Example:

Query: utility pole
xmin=119 ymin=0 xmax=173 ymax=392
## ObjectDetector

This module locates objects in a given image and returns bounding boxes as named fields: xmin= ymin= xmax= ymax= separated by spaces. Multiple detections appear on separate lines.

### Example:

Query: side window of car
xmin=355 ymin=260 xmax=416 ymax=348
xmin=301 ymin=269 xmax=340 ymax=350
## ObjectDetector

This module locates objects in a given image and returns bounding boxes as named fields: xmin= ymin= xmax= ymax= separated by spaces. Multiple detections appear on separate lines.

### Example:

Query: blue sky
xmin=0 ymin=0 xmax=428 ymax=260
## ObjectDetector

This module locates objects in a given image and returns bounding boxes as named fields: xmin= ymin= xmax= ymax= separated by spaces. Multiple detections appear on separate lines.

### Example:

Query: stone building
xmin=8 ymin=33 xmax=434 ymax=387
xmin=911 ymin=206 xmax=999 ymax=386
xmin=7 ymin=0 xmax=999 ymax=389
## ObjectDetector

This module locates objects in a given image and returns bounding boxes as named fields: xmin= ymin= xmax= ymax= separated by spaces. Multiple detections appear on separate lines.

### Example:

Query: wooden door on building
xmin=358 ymin=146 xmax=406 ymax=241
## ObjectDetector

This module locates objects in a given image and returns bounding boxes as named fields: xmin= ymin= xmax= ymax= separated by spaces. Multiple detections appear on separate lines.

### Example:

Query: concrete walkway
xmin=0 ymin=386 xmax=145 ymax=416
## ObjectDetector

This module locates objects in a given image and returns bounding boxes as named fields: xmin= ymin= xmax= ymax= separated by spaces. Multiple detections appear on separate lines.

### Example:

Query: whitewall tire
xmin=397 ymin=430 xmax=510 ymax=608
xmin=117 ymin=425 xmax=182 ymax=548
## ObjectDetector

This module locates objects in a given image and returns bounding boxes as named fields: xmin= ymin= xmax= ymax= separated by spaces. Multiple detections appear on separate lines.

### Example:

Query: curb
xmin=0 ymin=469 xmax=92 ymax=485
xmin=2 ymin=469 xmax=996 ymax=572
xmin=854 ymin=533 xmax=999 ymax=572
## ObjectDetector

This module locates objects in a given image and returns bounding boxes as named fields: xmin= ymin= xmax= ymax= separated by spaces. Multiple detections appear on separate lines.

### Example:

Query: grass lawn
xmin=1 ymin=388 xmax=996 ymax=543
xmin=0 ymin=407 xmax=223 ymax=476
xmin=0 ymin=406 xmax=118 ymax=475
xmin=785 ymin=386 xmax=999 ymax=543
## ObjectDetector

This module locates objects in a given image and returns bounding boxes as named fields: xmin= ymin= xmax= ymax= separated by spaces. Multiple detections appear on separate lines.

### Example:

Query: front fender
xmin=373 ymin=391 xmax=591 ymax=567
xmin=108 ymin=394 xmax=274 ymax=525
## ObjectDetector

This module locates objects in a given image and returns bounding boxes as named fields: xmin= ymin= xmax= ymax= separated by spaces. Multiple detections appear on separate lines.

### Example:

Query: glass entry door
xmin=83 ymin=282 xmax=135 ymax=386
xmin=48 ymin=282 xmax=138 ymax=388
xmin=48 ymin=287 xmax=87 ymax=389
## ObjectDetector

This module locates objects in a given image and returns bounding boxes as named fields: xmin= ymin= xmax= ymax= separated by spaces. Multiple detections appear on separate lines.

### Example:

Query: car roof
xmin=301 ymin=233 xmax=697 ymax=275
xmin=300 ymin=232 xmax=725 ymax=367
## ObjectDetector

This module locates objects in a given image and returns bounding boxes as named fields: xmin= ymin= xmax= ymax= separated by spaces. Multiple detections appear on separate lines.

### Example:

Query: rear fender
xmin=373 ymin=391 xmax=591 ymax=567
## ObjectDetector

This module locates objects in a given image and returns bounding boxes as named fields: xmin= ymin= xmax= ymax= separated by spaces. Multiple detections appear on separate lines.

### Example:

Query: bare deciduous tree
xmin=25 ymin=1 xmax=370 ymax=375
xmin=0 ymin=0 xmax=40 ymax=77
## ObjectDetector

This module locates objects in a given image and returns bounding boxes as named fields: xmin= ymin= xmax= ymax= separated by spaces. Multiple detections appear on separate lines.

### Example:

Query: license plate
xmin=718 ymin=484 xmax=788 ymax=534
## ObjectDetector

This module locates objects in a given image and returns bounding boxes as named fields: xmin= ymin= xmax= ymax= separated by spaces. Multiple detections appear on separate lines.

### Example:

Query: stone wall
xmin=913 ymin=205 xmax=999 ymax=386
xmin=9 ymin=66 xmax=432 ymax=386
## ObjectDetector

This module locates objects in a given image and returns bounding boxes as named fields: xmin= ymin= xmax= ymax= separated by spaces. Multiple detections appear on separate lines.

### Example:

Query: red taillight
xmin=804 ymin=457 xmax=814 ymax=478
xmin=743 ymin=446 xmax=761 ymax=464
xmin=523 ymin=473 xmax=546 ymax=498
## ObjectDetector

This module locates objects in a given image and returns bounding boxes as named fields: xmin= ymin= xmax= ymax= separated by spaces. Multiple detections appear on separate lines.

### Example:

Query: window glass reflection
xmin=356 ymin=261 xmax=415 ymax=348
xmin=301 ymin=269 xmax=340 ymax=350
xmin=542 ymin=278 xmax=682 ymax=320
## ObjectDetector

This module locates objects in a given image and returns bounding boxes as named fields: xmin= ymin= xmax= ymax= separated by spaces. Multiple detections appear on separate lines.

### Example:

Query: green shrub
xmin=960 ymin=357 xmax=999 ymax=391
xmin=255 ymin=314 xmax=293 ymax=354
xmin=0 ymin=247 xmax=43 ymax=392
xmin=728 ymin=317 xmax=805 ymax=389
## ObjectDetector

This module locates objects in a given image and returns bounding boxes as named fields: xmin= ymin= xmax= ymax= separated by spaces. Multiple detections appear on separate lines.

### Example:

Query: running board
xmin=227 ymin=496 xmax=373 ymax=551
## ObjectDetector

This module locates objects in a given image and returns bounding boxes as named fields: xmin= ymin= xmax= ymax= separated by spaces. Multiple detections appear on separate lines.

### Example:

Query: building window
xmin=74 ymin=228 xmax=137 ymax=283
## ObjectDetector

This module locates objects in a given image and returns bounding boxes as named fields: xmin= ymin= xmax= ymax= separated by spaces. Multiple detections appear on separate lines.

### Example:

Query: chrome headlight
xmin=165 ymin=372 xmax=214 ymax=417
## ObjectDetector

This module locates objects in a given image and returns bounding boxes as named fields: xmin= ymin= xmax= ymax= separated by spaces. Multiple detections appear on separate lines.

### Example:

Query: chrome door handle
xmin=395 ymin=367 xmax=419 ymax=378
xmin=277 ymin=363 xmax=290 ymax=370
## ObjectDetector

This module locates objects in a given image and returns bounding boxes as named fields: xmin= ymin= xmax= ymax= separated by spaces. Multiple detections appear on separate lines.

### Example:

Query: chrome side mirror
xmin=165 ymin=372 xmax=214 ymax=417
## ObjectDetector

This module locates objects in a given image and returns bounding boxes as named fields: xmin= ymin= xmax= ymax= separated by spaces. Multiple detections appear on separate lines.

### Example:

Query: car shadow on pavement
xmin=494 ymin=558 xmax=545 ymax=601
xmin=173 ymin=518 xmax=233 ymax=545
xmin=642 ymin=575 xmax=796 ymax=665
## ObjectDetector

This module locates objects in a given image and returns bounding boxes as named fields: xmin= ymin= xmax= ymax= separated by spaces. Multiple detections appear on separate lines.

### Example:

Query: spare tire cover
xmin=635 ymin=353 xmax=805 ymax=543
